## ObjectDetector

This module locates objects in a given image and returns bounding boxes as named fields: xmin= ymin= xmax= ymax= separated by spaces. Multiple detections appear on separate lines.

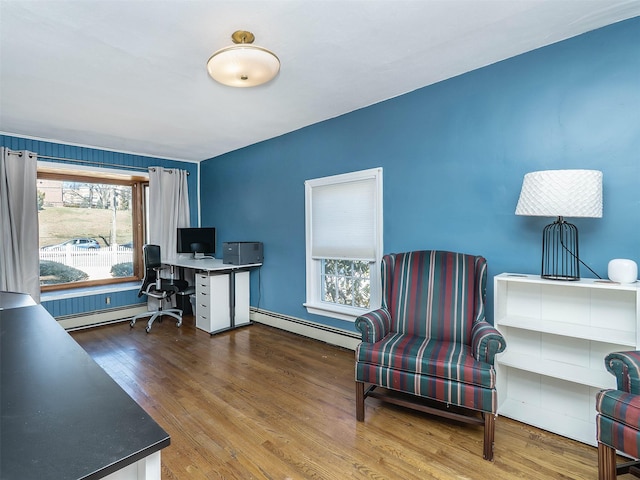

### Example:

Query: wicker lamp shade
xmin=515 ymin=169 xmax=603 ymax=280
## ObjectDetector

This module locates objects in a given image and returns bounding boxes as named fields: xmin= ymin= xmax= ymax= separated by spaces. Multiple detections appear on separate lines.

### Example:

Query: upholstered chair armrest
xmin=605 ymin=351 xmax=640 ymax=394
xmin=471 ymin=321 xmax=506 ymax=365
xmin=355 ymin=308 xmax=392 ymax=343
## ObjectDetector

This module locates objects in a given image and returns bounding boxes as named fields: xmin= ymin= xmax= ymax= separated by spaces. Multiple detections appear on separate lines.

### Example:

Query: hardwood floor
xmin=71 ymin=318 xmax=626 ymax=479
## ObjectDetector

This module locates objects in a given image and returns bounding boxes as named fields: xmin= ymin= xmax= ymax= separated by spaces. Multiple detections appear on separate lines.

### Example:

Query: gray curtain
xmin=0 ymin=148 xmax=40 ymax=302
xmin=148 ymin=167 xmax=190 ymax=258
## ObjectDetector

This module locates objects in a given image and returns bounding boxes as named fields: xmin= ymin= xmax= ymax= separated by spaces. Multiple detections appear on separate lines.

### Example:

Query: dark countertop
xmin=0 ymin=295 xmax=170 ymax=480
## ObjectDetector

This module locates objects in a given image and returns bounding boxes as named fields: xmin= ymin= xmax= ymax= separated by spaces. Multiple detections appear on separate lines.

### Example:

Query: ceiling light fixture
xmin=206 ymin=30 xmax=280 ymax=87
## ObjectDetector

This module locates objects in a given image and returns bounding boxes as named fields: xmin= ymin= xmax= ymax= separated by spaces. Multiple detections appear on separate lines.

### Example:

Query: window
xmin=37 ymin=166 xmax=148 ymax=290
xmin=304 ymin=167 xmax=383 ymax=321
xmin=321 ymin=259 xmax=371 ymax=308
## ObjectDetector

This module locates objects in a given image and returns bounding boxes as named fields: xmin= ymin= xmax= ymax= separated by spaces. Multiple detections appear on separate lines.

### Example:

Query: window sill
xmin=41 ymin=282 xmax=140 ymax=302
xmin=303 ymin=302 xmax=370 ymax=322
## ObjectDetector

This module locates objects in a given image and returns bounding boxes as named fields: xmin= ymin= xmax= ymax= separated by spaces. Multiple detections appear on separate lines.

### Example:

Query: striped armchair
xmin=355 ymin=250 xmax=506 ymax=461
xmin=597 ymin=351 xmax=640 ymax=479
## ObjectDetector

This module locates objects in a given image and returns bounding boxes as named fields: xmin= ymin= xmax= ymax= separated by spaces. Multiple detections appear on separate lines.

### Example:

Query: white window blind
xmin=307 ymin=168 xmax=381 ymax=261
xmin=304 ymin=167 xmax=383 ymax=321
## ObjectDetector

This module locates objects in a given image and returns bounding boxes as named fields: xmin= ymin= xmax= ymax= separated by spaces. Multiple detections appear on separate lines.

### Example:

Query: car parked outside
xmin=42 ymin=238 xmax=100 ymax=250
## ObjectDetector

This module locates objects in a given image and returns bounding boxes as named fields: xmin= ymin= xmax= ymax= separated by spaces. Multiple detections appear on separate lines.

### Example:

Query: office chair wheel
xmin=145 ymin=325 xmax=151 ymax=333
xmin=129 ymin=321 xmax=135 ymax=328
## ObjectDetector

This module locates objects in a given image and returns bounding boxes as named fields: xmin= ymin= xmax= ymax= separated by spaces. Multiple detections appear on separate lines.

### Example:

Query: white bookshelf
xmin=494 ymin=273 xmax=640 ymax=446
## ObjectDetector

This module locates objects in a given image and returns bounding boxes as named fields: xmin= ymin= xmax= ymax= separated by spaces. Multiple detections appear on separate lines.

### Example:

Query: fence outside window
xmin=40 ymin=245 xmax=134 ymax=283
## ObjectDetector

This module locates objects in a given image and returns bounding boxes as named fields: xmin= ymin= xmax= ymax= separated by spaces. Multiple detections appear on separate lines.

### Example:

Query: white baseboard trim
xmin=57 ymin=305 xmax=148 ymax=331
xmin=250 ymin=308 xmax=361 ymax=351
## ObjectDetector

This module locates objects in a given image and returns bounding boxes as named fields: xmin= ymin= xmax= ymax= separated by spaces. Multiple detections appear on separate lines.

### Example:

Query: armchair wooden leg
xmin=483 ymin=413 xmax=495 ymax=462
xmin=356 ymin=381 xmax=365 ymax=422
xmin=598 ymin=442 xmax=617 ymax=480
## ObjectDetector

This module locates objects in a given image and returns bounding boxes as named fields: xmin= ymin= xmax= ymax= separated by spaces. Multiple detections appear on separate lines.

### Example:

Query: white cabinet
xmin=494 ymin=273 xmax=640 ymax=446
xmin=195 ymin=272 xmax=231 ymax=333
xmin=194 ymin=270 xmax=251 ymax=334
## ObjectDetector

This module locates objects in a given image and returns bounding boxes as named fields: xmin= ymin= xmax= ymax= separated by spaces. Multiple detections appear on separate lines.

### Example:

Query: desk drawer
xmin=195 ymin=289 xmax=210 ymax=303
xmin=194 ymin=273 xmax=230 ymax=333
xmin=196 ymin=273 xmax=210 ymax=289
xmin=195 ymin=273 xmax=211 ymax=309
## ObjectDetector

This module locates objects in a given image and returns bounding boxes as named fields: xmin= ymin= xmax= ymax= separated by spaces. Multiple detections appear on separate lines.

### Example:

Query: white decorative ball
xmin=608 ymin=259 xmax=638 ymax=284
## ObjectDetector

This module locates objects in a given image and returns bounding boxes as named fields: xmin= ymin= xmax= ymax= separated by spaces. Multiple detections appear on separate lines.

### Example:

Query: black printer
xmin=222 ymin=242 xmax=263 ymax=265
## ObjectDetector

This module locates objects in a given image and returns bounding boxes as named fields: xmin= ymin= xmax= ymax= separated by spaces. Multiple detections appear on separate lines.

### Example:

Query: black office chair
xmin=130 ymin=244 xmax=189 ymax=333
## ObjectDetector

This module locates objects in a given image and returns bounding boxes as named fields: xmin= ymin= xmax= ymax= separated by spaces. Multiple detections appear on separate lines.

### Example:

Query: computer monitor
xmin=176 ymin=227 xmax=216 ymax=259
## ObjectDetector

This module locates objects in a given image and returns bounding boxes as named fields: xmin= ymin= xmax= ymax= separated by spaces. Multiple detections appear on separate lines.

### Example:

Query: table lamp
xmin=515 ymin=169 xmax=603 ymax=280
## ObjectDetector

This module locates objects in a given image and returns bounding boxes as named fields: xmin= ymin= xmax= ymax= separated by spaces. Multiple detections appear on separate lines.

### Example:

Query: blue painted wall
xmin=0 ymin=134 xmax=199 ymax=317
xmin=41 ymin=287 xmax=143 ymax=317
xmin=200 ymin=17 xmax=640 ymax=332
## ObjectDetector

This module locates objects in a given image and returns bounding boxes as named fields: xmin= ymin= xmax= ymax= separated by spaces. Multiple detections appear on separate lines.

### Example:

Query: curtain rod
xmin=7 ymin=150 xmax=188 ymax=174
xmin=148 ymin=167 xmax=189 ymax=175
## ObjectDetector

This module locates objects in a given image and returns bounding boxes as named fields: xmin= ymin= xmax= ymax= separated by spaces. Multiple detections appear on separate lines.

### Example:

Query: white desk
xmin=163 ymin=256 xmax=261 ymax=335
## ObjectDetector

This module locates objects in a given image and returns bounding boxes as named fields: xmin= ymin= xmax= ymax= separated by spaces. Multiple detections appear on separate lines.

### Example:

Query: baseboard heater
xmin=250 ymin=308 xmax=361 ymax=351
xmin=55 ymin=304 xmax=148 ymax=331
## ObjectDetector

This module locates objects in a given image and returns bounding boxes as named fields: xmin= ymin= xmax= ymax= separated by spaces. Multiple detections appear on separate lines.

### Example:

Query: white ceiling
xmin=1 ymin=1 xmax=639 ymax=162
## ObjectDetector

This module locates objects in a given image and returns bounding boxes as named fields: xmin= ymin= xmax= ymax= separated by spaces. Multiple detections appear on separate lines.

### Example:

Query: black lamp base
xmin=541 ymin=216 xmax=580 ymax=281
